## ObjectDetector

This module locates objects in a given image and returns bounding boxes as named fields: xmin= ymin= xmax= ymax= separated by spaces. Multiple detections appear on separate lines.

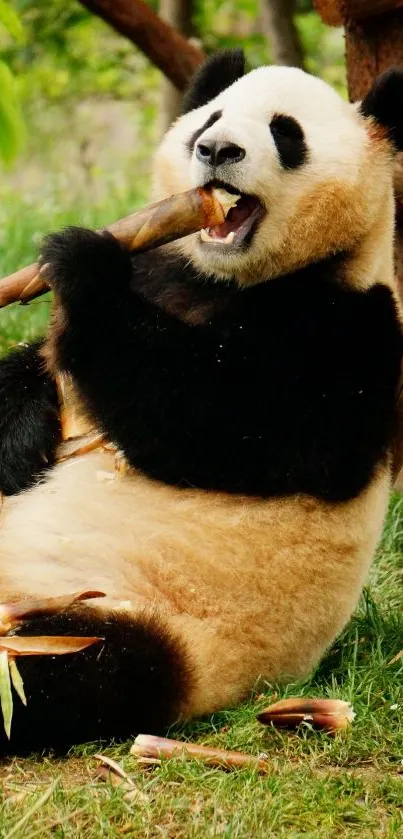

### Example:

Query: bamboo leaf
xmin=9 ymin=659 xmax=27 ymax=706
xmin=0 ymin=635 xmax=103 ymax=656
xmin=0 ymin=650 xmax=13 ymax=738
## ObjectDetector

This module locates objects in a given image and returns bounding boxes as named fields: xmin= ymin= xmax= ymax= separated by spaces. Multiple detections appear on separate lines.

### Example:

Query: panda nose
xmin=196 ymin=140 xmax=246 ymax=167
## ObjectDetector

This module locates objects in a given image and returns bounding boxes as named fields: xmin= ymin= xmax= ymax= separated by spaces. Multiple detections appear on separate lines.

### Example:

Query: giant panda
xmin=0 ymin=49 xmax=402 ymax=754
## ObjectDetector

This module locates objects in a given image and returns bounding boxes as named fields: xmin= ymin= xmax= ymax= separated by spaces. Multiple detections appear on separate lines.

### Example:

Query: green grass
xmin=0 ymin=197 xmax=402 ymax=837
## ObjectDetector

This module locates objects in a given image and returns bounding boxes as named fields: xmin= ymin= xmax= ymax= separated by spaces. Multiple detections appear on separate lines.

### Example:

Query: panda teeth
xmin=200 ymin=229 xmax=236 ymax=245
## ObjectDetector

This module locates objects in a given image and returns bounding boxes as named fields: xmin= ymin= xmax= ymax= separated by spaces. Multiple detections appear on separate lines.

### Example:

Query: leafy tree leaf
xmin=0 ymin=59 xmax=24 ymax=164
xmin=0 ymin=0 xmax=25 ymax=43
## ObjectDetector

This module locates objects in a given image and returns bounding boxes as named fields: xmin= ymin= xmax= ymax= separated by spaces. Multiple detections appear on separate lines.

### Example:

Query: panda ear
xmin=181 ymin=49 xmax=245 ymax=115
xmin=359 ymin=68 xmax=403 ymax=151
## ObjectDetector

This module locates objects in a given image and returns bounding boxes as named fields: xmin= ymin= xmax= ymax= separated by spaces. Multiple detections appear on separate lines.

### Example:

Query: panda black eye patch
xmin=186 ymin=111 xmax=223 ymax=153
xmin=270 ymin=114 xmax=307 ymax=169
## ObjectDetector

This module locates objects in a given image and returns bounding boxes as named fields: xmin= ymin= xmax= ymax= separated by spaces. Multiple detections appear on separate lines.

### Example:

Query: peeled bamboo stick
xmin=0 ymin=187 xmax=238 ymax=308
xmin=130 ymin=734 xmax=269 ymax=773
xmin=0 ymin=263 xmax=39 ymax=309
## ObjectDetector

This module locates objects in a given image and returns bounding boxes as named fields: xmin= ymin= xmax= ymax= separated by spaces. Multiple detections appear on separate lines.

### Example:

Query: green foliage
xmin=0 ymin=0 xmax=24 ymax=42
xmin=0 ymin=59 xmax=24 ymax=163
xmin=3 ymin=1 xmax=347 ymax=106
xmin=194 ymin=0 xmax=346 ymax=91
xmin=297 ymin=11 xmax=346 ymax=92
xmin=0 ymin=0 xmax=25 ymax=164
xmin=0 ymin=0 xmax=160 ymax=195
xmin=6 ymin=1 xmax=155 ymax=103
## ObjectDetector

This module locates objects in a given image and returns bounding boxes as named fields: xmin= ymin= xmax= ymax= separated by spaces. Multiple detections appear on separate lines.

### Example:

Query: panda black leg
xmin=0 ymin=340 xmax=60 ymax=495
xmin=0 ymin=608 xmax=192 ymax=755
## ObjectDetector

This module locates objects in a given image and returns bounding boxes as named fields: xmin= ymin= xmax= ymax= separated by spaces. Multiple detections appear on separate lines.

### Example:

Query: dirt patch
xmin=0 ymin=755 xmax=93 ymax=793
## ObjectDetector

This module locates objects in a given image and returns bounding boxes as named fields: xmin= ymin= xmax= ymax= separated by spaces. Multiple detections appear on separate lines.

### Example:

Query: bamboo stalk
xmin=0 ymin=263 xmax=39 ymax=309
xmin=0 ymin=187 xmax=238 ymax=309
xmin=130 ymin=734 xmax=269 ymax=773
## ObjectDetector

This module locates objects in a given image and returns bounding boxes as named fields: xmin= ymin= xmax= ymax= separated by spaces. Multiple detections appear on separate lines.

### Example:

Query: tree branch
xmin=260 ymin=0 xmax=305 ymax=69
xmin=78 ymin=0 xmax=204 ymax=90
xmin=158 ymin=0 xmax=197 ymax=133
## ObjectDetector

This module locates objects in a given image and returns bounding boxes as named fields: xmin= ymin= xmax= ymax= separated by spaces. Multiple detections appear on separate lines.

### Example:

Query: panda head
xmin=153 ymin=50 xmax=403 ymax=287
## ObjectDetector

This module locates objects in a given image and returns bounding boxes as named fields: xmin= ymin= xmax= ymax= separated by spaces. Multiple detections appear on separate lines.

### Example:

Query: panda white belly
xmin=0 ymin=448 xmax=389 ymax=718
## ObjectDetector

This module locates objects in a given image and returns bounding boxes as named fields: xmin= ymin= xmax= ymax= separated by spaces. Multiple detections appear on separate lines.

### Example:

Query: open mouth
xmin=201 ymin=182 xmax=265 ymax=247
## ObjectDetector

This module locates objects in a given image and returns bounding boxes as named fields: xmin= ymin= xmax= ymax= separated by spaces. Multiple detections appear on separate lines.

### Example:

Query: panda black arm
xmin=0 ymin=341 xmax=60 ymax=495
xmin=41 ymin=227 xmax=234 ymax=483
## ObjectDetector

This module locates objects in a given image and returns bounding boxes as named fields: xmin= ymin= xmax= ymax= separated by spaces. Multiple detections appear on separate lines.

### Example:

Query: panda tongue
xmin=209 ymin=195 xmax=260 ymax=239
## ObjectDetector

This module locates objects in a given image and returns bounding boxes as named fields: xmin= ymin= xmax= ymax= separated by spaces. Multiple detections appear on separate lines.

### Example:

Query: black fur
xmin=181 ymin=49 xmax=245 ymax=115
xmin=187 ymin=110 xmax=223 ymax=154
xmin=270 ymin=114 xmax=308 ymax=170
xmin=0 ymin=341 xmax=60 ymax=495
xmin=32 ymin=226 xmax=402 ymax=504
xmin=360 ymin=68 xmax=403 ymax=151
xmin=0 ymin=608 xmax=191 ymax=755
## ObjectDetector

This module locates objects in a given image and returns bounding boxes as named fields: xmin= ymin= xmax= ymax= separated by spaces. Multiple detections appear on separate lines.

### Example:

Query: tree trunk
xmin=78 ymin=0 xmax=204 ymax=90
xmin=314 ymin=0 xmax=403 ymax=25
xmin=158 ymin=0 xmax=196 ymax=134
xmin=260 ymin=0 xmax=305 ymax=69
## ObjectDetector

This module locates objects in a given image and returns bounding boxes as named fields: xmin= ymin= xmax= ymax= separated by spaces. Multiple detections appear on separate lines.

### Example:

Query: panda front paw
xmin=40 ymin=227 xmax=132 ymax=304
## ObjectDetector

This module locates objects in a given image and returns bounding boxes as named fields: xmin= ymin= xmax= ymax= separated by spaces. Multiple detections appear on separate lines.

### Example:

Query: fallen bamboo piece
xmin=0 ymin=187 xmax=238 ymax=308
xmin=94 ymin=754 xmax=150 ymax=803
xmin=387 ymin=648 xmax=403 ymax=666
xmin=257 ymin=697 xmax=355 ymax=734
xmin=130 ymin=734 xmax=269 ymax=773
